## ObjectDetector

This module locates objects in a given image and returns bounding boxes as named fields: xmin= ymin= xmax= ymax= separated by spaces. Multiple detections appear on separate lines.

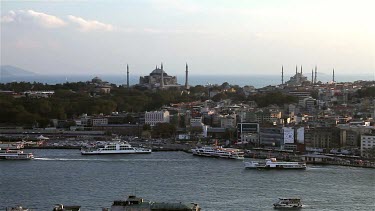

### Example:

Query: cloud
xmin=143 ymin=27 xmax=209 ymax=35
xmin=67 ymin=15 xmax=114 ymax=32
xmin=1 ymin=10 xmax=67 ymax=28
xmin=1 ymin=10 xmax=115 ymax=32
xmin=151 ymin=0 xmax=201 ymax=13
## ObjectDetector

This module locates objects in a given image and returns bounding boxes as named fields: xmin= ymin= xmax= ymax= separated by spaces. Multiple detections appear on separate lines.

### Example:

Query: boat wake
xmin=33 ymin=157 xmax=193 ymax=162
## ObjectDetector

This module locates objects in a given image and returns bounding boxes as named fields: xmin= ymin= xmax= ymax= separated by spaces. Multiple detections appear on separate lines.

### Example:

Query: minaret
xmin=314 ymin=66 xmax=317 ymax=84
xmin=311 ymin=69 xmax=314 ymax=83
xmin=296 ymin=65 xmax=300 ymax=84
xmin=300 ymin=65 xmax=303 ymax=74
xmin=185 ymin=63 xmax=189 ymax=89
xmin=332 ymin=68 xmax=335 ymax=83
xmin=160 ymin=62 xmax=164 ymax=88
xmin=281 ymin=65 xmax=284 ymax=85
xmin=126 ymin=64 xmax=129 ymax=89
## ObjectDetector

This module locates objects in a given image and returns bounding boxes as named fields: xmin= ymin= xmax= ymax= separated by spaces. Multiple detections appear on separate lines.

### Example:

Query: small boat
xmin=0 ymin=149 xmax=34 ymax=160
xmin=53 ymin=204 xmax=81 ymax=211
xmin=273 ymin=198 xmax=302 ymax=209
xmin=108 ymin=195 xmax=201 ymax=211
xmin=6 ymin=206 xmax=30 ymax=211
xmin=81 ymin=141 xmax=151 ymax=155
xmin=244 ymin=158 xmax=306 ymax=169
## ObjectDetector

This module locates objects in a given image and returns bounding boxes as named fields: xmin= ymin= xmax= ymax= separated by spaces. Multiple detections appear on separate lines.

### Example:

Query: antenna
xmin=127 ymin=64 xmax=130 ymax=89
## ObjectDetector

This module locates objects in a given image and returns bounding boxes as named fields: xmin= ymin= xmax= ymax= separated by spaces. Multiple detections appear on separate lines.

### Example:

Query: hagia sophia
xmin=128 ymin=63 xmax=189 ymax=90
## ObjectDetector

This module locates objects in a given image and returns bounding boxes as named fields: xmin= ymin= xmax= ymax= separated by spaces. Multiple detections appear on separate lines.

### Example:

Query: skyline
xmin=1 ymin=0 xmax=374 ymax=76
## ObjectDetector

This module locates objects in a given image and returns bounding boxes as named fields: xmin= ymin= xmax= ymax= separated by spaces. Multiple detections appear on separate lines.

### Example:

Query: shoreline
xmin=24 ymin=145 xmax=191 ymax=152
xmin=23 ymin=146 xmax=375 ymax=169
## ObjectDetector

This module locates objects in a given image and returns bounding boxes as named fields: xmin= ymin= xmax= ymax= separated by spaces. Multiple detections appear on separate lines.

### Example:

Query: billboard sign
xmin=283 ymin=127 xmax=294 ymax=144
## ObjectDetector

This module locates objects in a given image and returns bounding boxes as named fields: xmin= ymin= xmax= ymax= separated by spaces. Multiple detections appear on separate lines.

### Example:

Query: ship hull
xmin=81 ymin=150 xmax=151 ymax=155
xmin=192 ymin=153 xmax=244 ymax=160
xmin=245 ymin=166 xmax=306 ymax=170
xmin=0 ymin=155 xmax=34 ymax=160
xmin=244 ymin=159 xmax=306 ymax=170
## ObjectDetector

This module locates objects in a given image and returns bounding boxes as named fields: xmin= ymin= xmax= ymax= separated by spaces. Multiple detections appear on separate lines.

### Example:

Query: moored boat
xmin=244 ymin=158 xmax=306 ymax=169
xmin=273 ymin=198 xmax=302 ymax=209
xmin=81 ymin=141 xmax=151 ymax=155
xmin=109 ymin=195 xmax=201 ymax=211
xmin=192 ymin=146 xmax=244 ymax=160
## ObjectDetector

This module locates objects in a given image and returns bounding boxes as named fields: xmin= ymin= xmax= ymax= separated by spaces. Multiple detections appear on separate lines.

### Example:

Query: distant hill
xmin=0 ymin=65 xmax=37 ymax=77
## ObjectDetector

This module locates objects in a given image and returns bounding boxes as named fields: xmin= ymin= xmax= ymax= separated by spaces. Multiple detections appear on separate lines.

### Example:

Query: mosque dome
xmin=150 ymin=68 xmax=168 ymax=76
xmin=91 ymin=76 xmax=103 ymax=83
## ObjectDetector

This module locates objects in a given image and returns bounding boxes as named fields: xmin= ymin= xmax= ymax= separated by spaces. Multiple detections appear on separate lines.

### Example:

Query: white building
xmin=190 ymin=117 xmax=203 ymax=127
xmin=91 ymin=117 xmax=108 ymax=126
xmin=145 ymin=110 xmax=170 ymax=126
xmin=220 ymin=115 xmax=236 ymax=129
xmin=360 ymin=135 xmax=375 ymax=157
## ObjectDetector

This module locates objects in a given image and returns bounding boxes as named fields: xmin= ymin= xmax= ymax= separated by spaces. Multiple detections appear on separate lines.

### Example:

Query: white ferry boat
xmin=81 ymin=142 xmax=151 ymax=155
xmin=191 ymin=146 xmax=244 ymax=160
xmin=273 ymin=198 xmax=302 ymax=209
xmin=244 ymin=158 xmax=306 ymax=169
xmin=6 ymin=206 xmax=30 ymax=211
xmin=0 ymin=149 xmax=34 ymax=160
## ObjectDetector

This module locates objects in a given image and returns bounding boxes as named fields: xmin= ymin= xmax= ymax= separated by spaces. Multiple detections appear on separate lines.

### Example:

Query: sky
xmin=1 ymin=0 xmax=374 ymax=77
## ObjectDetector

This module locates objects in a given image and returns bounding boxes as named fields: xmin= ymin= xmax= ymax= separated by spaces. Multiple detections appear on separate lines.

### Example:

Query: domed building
xmin=139 ymin=64 xmax=179 ymax=88
xmin=89 ymin=76 xmax=112 ymax=94
xmin=285 ymin=66 xmax=309 ymax=86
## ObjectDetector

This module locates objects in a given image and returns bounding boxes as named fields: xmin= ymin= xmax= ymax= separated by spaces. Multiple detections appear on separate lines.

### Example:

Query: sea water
xmin=1 ymin=74 xmax=373 ymax=88
xmin=0 ymin=149 xmax=374 ymax=210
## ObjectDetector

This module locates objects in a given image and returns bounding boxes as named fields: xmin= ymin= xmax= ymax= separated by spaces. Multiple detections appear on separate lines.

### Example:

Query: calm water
xmin=1 ymin=74 xmax=373 ymax=88
xmin=0 ymin=149 xmax=374 ymax=210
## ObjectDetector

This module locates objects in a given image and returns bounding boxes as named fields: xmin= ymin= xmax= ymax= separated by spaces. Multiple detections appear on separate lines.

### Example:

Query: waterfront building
xmin=360 ymin=134 xmax=375 ymax=158
xmin=338 ymin=125 xmax=373 ymax=148
xmin=92 ymin=124 xmax=141 ymax=136
xmin=306 ymin=127 xmax=340 ymax=150
xmin=237 ymin=123 xmax=260 ymax=145
xmin=91 ymin=117 xmax=108 ymax=126
xmin=259 ymin=127 xmax=283 ymax=147
xmin=145 ymin=110 xmax=170 ymax=126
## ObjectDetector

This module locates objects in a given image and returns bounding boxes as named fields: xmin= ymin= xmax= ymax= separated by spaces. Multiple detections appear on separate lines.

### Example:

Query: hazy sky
xmin=1 ymin=0 xmax=374 ymax=76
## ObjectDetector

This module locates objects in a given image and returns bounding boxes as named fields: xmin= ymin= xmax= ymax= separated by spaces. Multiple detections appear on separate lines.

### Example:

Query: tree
xmin=364 ymin=147 xmax=375 ymax=160
xmin=212 ymin=92 xmax=227 ymax=102
xmin=143 ymin=124 xmax=151 ymax=131
xmin=152 ymin=123 xmax=176 ymax=138
xmin=189 ymin=126 xmax=203 ymax=141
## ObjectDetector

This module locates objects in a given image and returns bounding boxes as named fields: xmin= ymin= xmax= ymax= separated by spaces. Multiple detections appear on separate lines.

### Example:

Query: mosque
xmin=136 ymin=63 xmax=189 ymax=89
xmin=285 ymin=66 xmax=309 ymax=86
xmin=282 ymin=65 xmax=319 ymax=86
